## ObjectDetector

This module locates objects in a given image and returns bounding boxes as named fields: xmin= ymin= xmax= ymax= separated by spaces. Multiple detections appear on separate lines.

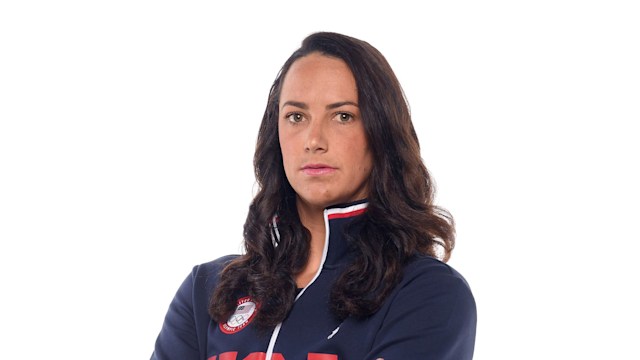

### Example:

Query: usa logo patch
xmin=220 ymin=296 xmax=258 ymax=334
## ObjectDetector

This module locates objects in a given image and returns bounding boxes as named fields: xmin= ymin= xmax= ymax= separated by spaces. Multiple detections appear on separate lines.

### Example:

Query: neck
xmin=297 ymin=201 xmax=325 ymax=238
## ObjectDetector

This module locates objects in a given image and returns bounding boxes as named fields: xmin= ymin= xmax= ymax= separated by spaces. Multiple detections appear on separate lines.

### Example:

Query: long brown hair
xmin=210 ymin=32 xmax=455 ymax=328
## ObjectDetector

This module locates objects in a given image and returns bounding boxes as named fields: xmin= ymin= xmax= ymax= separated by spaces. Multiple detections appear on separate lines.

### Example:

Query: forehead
xmin=279 ymin=53 xmax=357 ymax=102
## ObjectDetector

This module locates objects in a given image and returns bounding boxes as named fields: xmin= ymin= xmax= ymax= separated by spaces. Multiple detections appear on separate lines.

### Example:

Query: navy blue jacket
xmin=152 ymin=202 xmax=476 ymax=359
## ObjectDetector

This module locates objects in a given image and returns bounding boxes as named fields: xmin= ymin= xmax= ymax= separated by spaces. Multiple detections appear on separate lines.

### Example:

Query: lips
xmin=301 ymin=164 xmax=337 ymax=176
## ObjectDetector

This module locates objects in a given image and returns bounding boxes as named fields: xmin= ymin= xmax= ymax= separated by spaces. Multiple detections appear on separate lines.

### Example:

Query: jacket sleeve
xmin=151 ymin=268 xmax=200 ymax=360
xmin=367 ymin=266 xmax=477 ymax=360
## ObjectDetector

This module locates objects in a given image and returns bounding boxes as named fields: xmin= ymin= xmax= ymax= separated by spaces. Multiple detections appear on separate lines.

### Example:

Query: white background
xmin=1 ymin=1 xmax=638 ymax=359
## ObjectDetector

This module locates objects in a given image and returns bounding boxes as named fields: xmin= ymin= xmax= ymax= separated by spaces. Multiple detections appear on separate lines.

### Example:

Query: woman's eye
xmin=337 ymin=112 xmax=353 ymax=122
xmin=286 ymin=113 xmax=303 ymax=123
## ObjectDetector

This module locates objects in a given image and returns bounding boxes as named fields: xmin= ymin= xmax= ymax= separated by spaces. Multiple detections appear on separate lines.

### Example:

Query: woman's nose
xmin=304 ymin=119 xmax=327 ymax=153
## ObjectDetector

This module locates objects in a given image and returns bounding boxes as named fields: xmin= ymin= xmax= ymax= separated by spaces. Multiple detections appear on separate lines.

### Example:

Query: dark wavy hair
xmin=209 ymin=32 xmax=455 ymax=328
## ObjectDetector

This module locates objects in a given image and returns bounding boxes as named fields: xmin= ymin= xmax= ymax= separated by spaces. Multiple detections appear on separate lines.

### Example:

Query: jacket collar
xmin=321 ymin=200 xmax=368 ymax=268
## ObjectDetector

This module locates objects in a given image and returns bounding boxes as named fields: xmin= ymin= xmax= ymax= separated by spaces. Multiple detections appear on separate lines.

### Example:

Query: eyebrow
xmin=326 ymin=101 xmax=358 ymax=110
xmin=281 ymin=101 xmax=359 ymax=110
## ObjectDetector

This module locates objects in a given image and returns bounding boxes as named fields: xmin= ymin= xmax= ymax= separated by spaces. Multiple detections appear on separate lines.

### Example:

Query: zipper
xmin=264 ymin=208 xmax=332 ymax=360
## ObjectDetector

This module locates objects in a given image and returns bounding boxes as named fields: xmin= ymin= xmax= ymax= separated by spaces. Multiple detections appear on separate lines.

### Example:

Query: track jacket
xmin=152 ymin=202 xmax=477 ymax=359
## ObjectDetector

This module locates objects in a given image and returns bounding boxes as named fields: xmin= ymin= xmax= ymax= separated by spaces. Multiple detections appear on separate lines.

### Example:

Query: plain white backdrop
xmin=1 ymin=1 xmax=638 ymax=359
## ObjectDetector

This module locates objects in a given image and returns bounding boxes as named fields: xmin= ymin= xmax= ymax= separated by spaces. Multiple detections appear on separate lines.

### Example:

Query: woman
xmin=152 ymin=32 xmax=476 ymax=360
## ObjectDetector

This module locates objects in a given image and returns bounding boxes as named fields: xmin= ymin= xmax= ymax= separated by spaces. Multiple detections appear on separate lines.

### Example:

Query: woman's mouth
xmin=301 ymin=164 xmax=337 ymax=176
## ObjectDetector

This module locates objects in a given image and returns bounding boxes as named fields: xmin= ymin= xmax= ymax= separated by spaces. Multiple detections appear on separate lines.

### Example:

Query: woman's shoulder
xmin=192 ymin=254 xmax=240 ymax=277
xmin=187 ymin=254 xmax=240 ymax=296
xmin=366 ymin=259 xmax=476 ymax=358
xmin=382 ymin=255 xmax=476 ymax=333
xmin=400 ymin=255 xmax=474 ymax=300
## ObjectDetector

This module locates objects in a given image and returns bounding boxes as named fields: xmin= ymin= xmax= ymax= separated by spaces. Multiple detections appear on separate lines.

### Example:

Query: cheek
xmin=357 ymin=140 xmax=374 ymax=177
xmin=278 ymin=130 xmax=296 ymax=174
xmin=360 ymin=152 xmax=373 ymax=177
xmin=278 ymin=125 xmax=288 ymax=159
xmin=348 ymin=135 xmax=372 ymax=168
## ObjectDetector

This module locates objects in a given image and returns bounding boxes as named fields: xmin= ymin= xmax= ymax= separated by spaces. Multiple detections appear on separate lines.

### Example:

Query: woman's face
xmin=278 ymin=52 xmax=373 ymax=211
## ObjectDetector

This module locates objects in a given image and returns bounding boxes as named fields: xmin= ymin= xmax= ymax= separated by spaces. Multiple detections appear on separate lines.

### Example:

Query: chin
xmin=297 ymin=192 xmax=360 ymax=211
xmin=297 ymin=194 xmax=337 ymax=210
